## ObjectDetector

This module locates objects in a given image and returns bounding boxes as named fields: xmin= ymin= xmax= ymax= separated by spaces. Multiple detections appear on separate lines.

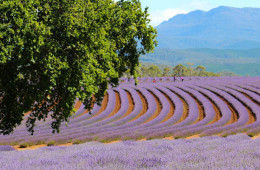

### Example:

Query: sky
xmin=134 ymin=0 xmax=260 ymax=26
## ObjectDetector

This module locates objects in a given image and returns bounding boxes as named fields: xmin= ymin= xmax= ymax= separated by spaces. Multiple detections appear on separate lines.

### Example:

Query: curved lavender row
xmin=171 ymin=85 xmax=215 ymax=136
xmin=134 ymin=84 xmax=170 ymax=127
xmin=96 ymin=86 xmax=143 ymax=129
xmin=57 ymin=85 xmax=158 ymax=141
xmin=81 ymin=88 xmax=129 ymax=128
xmin=200 ymin=85 xmax=249 ymax=136
xmin=77 ymin=84 xmax=171 ymax=140
xmin=237 ymin=84 xmax=260 ymax=96
xmin=15 ymin=98 xmax=102 ymax=132
xmin=61 ymin=89 xmax=115 ymax=126
xmin=105 ymin=84 xmax=171 ymax=134
xmin=141 ymin=83 xmax=215 ymax=138
xmin=150 ymin=85 xmax=183 ymax=127
xmin=117 ymin=83 xmax=200 ymax=139
xmin=2 ymin=97 xmax=102 ymax=139
xmin=163 ymin=85 xmax=199 ymax=127
xmin=12 ymin=86 xmax=155 ymax=143
xmin=225 ymin=85 xmax=260 ymax=104
xmin=91 ymin=85 xmax=157 ymax=134
xmin=0 ymin=90 xmax=115 ymax=143
xmin=85 ymin=85 xmax=170 ymax=140
xmin=170 ymin=85 xmax=233 ymax=137
xmin=213 ymin=86 xmax=260 ymax=135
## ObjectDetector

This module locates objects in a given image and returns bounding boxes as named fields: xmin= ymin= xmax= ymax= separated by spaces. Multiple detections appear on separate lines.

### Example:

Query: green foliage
xmin=0 ymin=0 xmax=157 ymax=135
xmin=19 ymin=143 xmax=29 ymax=148
xmin=47 ymin=140 xmax=56 ymax=146
xmin=131 ymin=62 xmax=222 ymax=77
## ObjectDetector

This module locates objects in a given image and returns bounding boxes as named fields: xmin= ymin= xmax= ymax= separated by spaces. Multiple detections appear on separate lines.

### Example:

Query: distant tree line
xmin=123 ymin=62 xmax=238 ymax=78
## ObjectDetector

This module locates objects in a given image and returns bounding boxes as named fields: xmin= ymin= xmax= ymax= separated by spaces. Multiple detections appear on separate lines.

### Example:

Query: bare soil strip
xmin=210 ymin=101 xmax=221 ymax=124
xmin=105 ymin=91 xmax=121 ymax=119
xmin=203 ymin=88 xmax=238 ymax=125
xmin=223 ymin=99 xmax=238 ymax=125
xmin=222 ymin=88 xmax=256 ymax=125
xmin=193 ymin=99 xmax=204 ymax=124
xmin=14 ymin=143 xmax=73 ymax=151
xmin=163 ymin=136 xmax=174 ymax=140
xmin=143 ymin=90 xmax=162 ymax=123
xmin=186 ymin=135 xmax=200 ymax=139
xmin=243 ymin=93 xmax=260 ymax=107
xmin=165 ymin=88 xmax=190 ymax=124
xmin=24 ymin=111 xmax=31 ymax=116
xmin=180 ymin=89 xmax=205 ymax=124
xmin=90 ymin=93 xmax=108 ymax=119
xmin=232 ymin=87 xmax=260 ymax=106
xmin=130 ymin=90 xmax=148 ymax=122
xmin=118 ymin=91 xmax=134 ymax=119
xmin=74 ymin=100 xmax=82 ymax=110
xmin=246 ymin=107 xmax=256 ymax=125
xmin=175 ymin=94 xmax=189 ymax=124
xmin=239 ymin=86 xmax=260 ymax=96
xmin=199 ymin=92 xmax=221 ymax=124
xmin=177 ymin=87 xmax=205 ymax=124
xmin=74 ymin=97 xmax=96 ymax=118
xmin=252 ymin=134 xmax=260 ymax=139
xmin=160 ymin=91 xmax=175 ymax=123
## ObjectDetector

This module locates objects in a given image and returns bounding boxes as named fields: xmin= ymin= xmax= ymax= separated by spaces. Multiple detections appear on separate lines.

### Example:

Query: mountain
xmin=156 ymin=6 xmax=260 ymax=49
xmin=141 ymin=48 xmax=260 ymax=76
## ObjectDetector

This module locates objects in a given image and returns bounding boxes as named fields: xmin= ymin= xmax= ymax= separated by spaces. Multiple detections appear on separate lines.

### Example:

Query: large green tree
xmin=0 ymin=0 xmax=157 ymax=135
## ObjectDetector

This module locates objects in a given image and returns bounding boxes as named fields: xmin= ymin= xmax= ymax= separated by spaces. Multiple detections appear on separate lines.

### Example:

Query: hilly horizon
xmin=156 ymin=6 xmax=260 ymax=49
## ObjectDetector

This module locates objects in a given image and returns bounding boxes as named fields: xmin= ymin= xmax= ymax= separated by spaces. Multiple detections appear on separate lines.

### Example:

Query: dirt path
xmin=13 ymin=143 xmax=73 ymax=151
xmin=130 ymin=91 xmax=148 ymax=122
xmin=118 ymin=91 xmax=134 ymax=119
xmin=105 ymin=91 xmax=121 ymax=119
xmin=160 ymin=92 xmax=175 ymax=123
xmin=90 ymin=93 xmax=108 ymax=118
xmin=143 ymin=90 xmax=162 ymax=123
xmin=176 ymin=95 xmax=189 ymax=124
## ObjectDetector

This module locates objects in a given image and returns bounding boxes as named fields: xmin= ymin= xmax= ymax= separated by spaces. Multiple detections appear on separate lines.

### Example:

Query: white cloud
xmin=149 ymin=9 xmax=188 ymax=26
xmin=183 ymin=0 xmax=213 ymax=11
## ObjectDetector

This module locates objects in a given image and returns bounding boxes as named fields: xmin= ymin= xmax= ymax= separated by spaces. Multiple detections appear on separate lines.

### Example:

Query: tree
xmin=195 ymin=65 xmax=206 ymax=76
xmin=173 ymin=64 xmax=187 ymax=76
xmin=162 ymin=67 xmax=170 ymax=77
xmin=186 ymin=62 xmax=194 ymax=77
xmin=147 ymin=64 xmax=162 ymax=77
xmin=0 ymin=0 xmax=157 ymax=135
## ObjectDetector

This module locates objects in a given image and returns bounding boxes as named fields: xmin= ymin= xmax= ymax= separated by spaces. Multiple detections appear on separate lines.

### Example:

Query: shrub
xmin=19 ymin=143 xmax=29 ymax=148
xmin=47 ymin=141 xmax=56 ymax=146
xmin=248 ymin=133 xmax=255 ymax=137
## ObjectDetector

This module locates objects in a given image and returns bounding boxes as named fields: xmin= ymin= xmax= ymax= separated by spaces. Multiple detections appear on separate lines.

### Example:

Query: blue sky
xmin=135 ymin=0 xmax=260 ymax=26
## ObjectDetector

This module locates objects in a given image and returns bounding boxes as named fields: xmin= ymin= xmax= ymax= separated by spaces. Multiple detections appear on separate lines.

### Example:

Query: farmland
xmin=0 ymin=76 xmax=260 ymax=169
xmin=0 ymin=77 xmax=259 ymax=145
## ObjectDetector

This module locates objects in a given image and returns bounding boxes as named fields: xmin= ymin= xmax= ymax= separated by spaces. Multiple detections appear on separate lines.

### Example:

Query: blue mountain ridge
xmin=156 ymin=6 xmax=260 ymax=49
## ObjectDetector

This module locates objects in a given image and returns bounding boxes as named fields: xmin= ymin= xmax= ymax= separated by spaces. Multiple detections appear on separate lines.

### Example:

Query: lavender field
xmin=1 ymin=77 xmax=260 ymax=145
xmin=1 ymin=134 xmax=260 ymax=169
xmin=0 ymin=77 xmax=260 ymax=169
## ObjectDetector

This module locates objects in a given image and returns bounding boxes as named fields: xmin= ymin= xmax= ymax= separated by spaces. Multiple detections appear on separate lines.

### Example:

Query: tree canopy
xmin=0 ymin=0 xmax=157 ymax=135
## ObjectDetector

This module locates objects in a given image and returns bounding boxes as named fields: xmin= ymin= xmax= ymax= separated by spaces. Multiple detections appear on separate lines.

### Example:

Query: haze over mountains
xmin=142 ymin=6 xmax=260 ymax=76
xmin=156 ymin=6 xmax=260 ymax=49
